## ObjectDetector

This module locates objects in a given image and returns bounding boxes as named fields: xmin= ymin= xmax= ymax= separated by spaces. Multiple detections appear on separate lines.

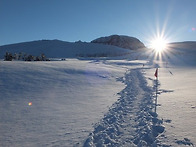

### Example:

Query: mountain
xmin=91 ymin=35 xmax=146 ymax=50
xmin=0 ymin=39 xmax=131 ymax=59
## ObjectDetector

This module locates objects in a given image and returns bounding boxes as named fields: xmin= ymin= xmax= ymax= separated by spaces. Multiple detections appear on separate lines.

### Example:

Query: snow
xmin=83 ymin=68 xmax=164 ymax=146
xmin=0 ymin=40 xmax=131 ymax=58
xmin=143 ymin=43 xmax=196 ymax=146
xmin=0 ymin=41 xmax=196 ymax=146
xmin=0 ymin=59 xmax=126 ymax=146
xmin=145 ymin=66 xmax=196 ymax=146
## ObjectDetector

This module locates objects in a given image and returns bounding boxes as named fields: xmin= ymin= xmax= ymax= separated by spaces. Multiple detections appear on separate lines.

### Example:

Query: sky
xmin=0 ymin=0 xmax=195 ymax=46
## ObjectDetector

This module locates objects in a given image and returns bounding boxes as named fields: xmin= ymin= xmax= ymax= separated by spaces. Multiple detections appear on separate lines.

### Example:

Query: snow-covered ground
xmin=0 ymin=59 xmax=126 ymax=146
xmin=83 ymin=67 xmax=164 ymax=146
xmin=82 ymin=61 xmax=196 ymax=146
xmin=143 ymin=45 xmax=196 ymax=146
xmin=0 ymin=41 xmax=196 ymax=146
xmin=145 ymin=65 xmax=196 ymax=146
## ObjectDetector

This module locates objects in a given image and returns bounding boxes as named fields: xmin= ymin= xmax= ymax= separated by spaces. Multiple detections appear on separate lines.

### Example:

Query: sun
xmin=150 ymin=37 xmax=168 ymax=52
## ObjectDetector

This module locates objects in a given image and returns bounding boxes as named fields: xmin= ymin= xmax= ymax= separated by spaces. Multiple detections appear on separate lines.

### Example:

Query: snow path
xmin=83 ymin=69 xmax=165 ymax=146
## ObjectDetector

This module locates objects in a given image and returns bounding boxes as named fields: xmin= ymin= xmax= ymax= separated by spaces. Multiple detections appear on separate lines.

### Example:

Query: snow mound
xmin=91 ymin=35 xmax=146 ymax=50
xmin=83 ymin=69 xmax=165 ymax=146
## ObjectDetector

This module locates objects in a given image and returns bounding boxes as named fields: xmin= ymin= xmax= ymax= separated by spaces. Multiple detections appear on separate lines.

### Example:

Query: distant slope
xmin=167 ymin=41 xmax=196 ymax=57
xmin=168 ymin=41 xmax=196 ymax=52
xmin=166 ymin=41 xmax=196 ymax=66
xmin=168 ymin=41 xmax=196 ymax=49
xmin=91 ymin=35 xmax=145 ymax=50
xmin=0 ymin=40 xmax=131 ymax=59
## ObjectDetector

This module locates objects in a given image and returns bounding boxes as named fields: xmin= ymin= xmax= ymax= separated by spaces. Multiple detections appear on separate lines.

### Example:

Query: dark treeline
xmin=4 ymin=52 xmax=49 ymax=61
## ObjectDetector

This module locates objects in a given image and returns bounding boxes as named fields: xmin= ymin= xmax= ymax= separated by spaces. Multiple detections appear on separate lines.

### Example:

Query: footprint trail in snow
xmin=83 ymin=69 xmax=165 ymax=146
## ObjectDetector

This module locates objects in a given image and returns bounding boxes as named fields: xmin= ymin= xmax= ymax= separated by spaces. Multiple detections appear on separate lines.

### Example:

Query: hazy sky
xmin=0 ymin=0 xmax=195 ymax=46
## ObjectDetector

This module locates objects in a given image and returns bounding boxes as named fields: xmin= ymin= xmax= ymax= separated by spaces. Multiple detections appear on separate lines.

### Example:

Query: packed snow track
xmin=83 ymin=69 xmax=165 ymax=146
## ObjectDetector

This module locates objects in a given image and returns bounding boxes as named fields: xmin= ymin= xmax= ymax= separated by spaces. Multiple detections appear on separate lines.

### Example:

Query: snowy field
xmin=0 ymin=43 xmax=196 ymax=146
xmin=145 ymin=66 xmax=196 ymax=146
xmin=0 ymin=59 xmax=127 ymax=146
xmin=143 ymin=46 xmax=196 ymax=146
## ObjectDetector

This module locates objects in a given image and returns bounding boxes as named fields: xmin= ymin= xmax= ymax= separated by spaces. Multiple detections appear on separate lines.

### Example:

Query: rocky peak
xmin=91 ymin=35 xmax=145 ymax=50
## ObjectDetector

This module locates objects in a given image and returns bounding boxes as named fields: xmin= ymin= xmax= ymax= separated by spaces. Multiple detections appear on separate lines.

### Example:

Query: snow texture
xmin=0 ymin=60 xmax=126 ymax=147
xmin=83 ymin=69 xmax=165 ymax=147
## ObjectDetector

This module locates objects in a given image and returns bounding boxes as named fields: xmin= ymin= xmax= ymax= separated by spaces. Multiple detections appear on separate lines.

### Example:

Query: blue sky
xmin=0 ymin=0 xmax=195 ymax=46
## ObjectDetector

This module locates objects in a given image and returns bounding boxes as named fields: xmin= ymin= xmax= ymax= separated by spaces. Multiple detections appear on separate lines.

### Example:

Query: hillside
xmin=91 ymin=35 xmax=146 ymax=50
xmin=166 ymin=41 xmax=196 ymax=66
xmin=168 ymin=41 xmax=196 ymax=49
xmin=0 ymin=39 xmax=132 ymax=59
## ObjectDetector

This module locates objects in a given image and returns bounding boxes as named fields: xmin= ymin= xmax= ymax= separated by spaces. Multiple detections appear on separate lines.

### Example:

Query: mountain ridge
xmin=0 ymin=36 xmax=195 ymax=59
xmin=0 ymin=39 xmax=132 ymax=59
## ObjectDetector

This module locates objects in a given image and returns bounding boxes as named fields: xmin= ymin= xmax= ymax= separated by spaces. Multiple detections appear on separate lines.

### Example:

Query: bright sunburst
xmin=146 ymin=32 xmax=172 ymax=65
xmin=150 ymin=37 xmax=168 ymax=53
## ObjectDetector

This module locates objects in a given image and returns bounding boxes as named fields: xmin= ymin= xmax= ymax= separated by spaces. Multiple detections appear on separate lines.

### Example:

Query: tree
xmin=27 ymin=55 xmax=34 ymax=61
xmin=4 ymin=52 xmax=13 ymax=61
xmin=41 ymin=53 xmax=46 ymax=61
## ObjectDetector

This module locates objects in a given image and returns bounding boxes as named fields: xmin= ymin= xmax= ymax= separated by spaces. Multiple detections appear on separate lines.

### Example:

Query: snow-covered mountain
xmin=0 ymin=39 xmax=132 ymax=59
xmin=91 ymin=35 xmax=146 ymax=50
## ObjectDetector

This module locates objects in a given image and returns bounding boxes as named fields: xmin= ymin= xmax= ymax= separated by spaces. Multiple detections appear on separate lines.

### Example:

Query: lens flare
xmin=146 ymin=31 xmax=172 ymax=66
xmin=150 ymin=37 xmax=168 ymax=53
